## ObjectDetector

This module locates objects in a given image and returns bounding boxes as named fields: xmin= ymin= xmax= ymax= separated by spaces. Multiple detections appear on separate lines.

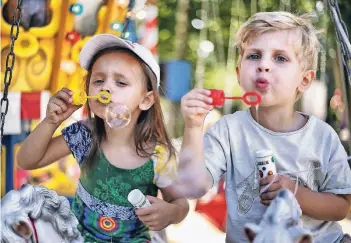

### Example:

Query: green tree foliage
xmin=157 ymin=0 xmax=350 ymax=86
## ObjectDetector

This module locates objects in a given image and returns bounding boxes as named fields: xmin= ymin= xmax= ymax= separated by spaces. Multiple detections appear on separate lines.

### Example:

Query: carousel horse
xmin=244 ymin=189 xmax=313 ymax=243
xmin=1 ymin=183 xmax=83 ymax=243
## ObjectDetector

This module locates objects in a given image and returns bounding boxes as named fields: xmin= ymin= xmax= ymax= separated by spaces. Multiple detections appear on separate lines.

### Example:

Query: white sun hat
xmin=79 ymin=34 xmax=160 ymax=87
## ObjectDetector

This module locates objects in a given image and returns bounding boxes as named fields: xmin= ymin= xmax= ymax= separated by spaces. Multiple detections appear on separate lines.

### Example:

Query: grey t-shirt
xmin=204 ymin=109 xmax=351 ymax=243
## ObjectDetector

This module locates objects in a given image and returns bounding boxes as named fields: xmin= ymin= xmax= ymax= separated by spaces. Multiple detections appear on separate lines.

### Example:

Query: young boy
xmin=179 ymin=11 xmax=351 ymax=243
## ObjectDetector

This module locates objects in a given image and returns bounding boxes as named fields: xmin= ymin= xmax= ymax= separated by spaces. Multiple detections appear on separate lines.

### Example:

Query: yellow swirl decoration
xmin=71 ymin=37 xmax=90 ymax=64
xmin=96 ymin=5 xmax=108 ymax=34
xmin=26 ymin=39 xmax=54 ymax=90
xmin=14 ymin=32 xmax=40 ymax=59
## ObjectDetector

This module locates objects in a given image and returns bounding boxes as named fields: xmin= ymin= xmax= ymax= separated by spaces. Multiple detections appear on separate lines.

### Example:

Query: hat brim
xmin=79 ymin=34 xmax=134 ymax=70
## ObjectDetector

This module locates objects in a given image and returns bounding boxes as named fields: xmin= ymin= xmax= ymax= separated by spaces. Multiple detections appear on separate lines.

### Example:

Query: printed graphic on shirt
xmin=235 ymin=160 xmax=324 ymax=215
xmin=236 ymin=167 xmax=259 ymax=215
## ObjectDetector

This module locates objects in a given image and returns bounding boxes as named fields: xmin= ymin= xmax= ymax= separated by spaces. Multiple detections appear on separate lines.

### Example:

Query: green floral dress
xmin=62 ymin=121 xmax=178 ymax=243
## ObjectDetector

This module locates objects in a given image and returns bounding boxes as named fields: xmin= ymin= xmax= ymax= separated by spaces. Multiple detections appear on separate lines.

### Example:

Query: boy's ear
xmin=139 ymin=91 xmax=155 ymax=111
xmin=297 ymin=70 xmax=315 ymax=93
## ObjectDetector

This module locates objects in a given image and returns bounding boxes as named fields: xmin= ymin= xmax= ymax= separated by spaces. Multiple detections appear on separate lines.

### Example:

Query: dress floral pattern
xmin=62 ymin=121 xmax=178 ymax=242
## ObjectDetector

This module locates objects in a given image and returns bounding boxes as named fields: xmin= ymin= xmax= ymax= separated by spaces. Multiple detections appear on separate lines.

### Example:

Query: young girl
xmin=17 ymin=34 xmax=189 ymax=242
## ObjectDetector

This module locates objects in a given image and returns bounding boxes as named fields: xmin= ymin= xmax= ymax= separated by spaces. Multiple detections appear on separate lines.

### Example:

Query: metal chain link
xmin=0 ymin=0 xmax=23 ymax=149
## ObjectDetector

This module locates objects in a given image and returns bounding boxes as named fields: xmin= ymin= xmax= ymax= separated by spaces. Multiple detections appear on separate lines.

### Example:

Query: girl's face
xmin=88 ymin=51 xmax=154 ymax=120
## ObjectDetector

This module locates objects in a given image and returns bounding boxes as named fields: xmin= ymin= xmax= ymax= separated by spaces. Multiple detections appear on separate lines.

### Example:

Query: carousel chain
xmin=0 ymin=0 xmax=23 ymax=149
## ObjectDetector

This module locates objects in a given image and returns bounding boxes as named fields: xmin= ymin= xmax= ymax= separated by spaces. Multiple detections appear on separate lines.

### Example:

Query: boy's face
xmin=236 ymin=30 xmax=314 ymax=107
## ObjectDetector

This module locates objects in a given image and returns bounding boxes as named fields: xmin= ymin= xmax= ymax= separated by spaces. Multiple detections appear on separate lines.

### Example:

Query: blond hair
xmin=235 ymin=11 xmax=321 ymax=72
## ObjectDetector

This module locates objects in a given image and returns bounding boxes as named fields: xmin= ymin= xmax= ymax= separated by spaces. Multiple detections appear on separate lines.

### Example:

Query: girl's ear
xmin=139 ymin=91 xmax=155 ymax=111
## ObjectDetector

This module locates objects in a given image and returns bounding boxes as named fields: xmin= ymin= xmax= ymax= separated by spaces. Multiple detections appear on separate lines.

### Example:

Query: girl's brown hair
xmin=82 ymin=47 xmax=176 ymax=171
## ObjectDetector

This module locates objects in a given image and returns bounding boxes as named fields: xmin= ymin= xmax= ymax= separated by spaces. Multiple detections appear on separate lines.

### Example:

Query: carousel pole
xmin=327 ymin=0 xmax=351 ymax=153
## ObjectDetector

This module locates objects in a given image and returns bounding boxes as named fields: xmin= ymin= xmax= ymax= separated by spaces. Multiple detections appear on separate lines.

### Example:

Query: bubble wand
xmin=210 ymin=89 xmax=262 ymax=107
xmin=71 ymin=90 xmax=131 ymax=129
xmin=71 ymin=90 xmax=112 ymax=105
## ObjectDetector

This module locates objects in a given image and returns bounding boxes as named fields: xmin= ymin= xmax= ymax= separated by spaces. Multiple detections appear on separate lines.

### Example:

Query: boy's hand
xmin=181 ymin=88 xmax=213 ymax=128
xmin=259 ymin=175 xmax=294 ymax=206
xmin=135 ymin=196 xmax=176 ymax=231
xmin=45 ymin=88 xmax=81 ymax=126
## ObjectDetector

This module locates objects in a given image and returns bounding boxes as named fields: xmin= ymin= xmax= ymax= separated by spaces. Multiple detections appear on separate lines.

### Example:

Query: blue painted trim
xmin=3 ymin=133 xmax=29 ymax=193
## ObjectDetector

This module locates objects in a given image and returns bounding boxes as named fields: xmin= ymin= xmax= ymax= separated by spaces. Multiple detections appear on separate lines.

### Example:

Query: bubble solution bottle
xmin=128 ymin=190 xmax=166 ymax=243
xmin=128 ymin=189 xmax=151 ymax=208
xmin=255 ymin=150 xmax=277 ymax=179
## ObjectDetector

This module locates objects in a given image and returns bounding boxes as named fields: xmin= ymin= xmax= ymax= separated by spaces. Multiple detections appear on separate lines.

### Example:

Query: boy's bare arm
xmin=17 ymin=118 xmax=71 ymax=170
xmin=178 ymin=126 xmax=213 ymax=197
xmin=178 ymin=88 xmax=214 ymax=198
xmin=260 ymin=175 xmax=351 ymax=221
xmin=294 ymin=187 xmax=351 ymax=221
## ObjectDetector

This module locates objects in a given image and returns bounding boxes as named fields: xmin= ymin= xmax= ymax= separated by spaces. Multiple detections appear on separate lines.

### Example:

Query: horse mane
xmin=1 ymin=184 xmax=83 ymax=243
xmin=244 ymin=189 xmax=313 ymax=243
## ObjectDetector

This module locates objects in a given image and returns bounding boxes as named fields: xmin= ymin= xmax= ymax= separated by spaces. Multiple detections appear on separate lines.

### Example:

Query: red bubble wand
xmin=210 ymin=89 xmax=261 ymax=107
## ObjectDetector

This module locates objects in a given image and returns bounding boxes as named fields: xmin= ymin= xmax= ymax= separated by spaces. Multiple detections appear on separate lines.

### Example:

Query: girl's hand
xmin=135 ymin=196 xmax=176 ymax=231
xmin=45 ymin=88 xmax=81 ymax=126
xmin=181 ymin=88 xmax=213 ymax=128
xmin=259 ymin=175 xmax=294 ymax=206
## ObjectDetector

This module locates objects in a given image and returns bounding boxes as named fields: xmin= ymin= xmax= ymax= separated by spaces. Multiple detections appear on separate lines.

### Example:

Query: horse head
xmin=1 ymin=184 xmax=83 ymax=243
xmin=244 ymin=189 xmax=313 ymax=243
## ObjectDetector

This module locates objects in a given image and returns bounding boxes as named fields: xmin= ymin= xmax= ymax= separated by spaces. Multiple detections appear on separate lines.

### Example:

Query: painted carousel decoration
xmin=244 ymin=189 xmax=312 ymax=243
xmin=1 ymin=0 xmax=156 ymax=199
xmin=1 ymin=184 xmax=83 ymax=243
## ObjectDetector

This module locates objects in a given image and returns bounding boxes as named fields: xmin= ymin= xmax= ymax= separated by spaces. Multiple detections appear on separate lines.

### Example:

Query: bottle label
xmin=256 ymin=154 xmax=276 ymax=178
xmin=138 ymin=200 xmax=147 ymax=208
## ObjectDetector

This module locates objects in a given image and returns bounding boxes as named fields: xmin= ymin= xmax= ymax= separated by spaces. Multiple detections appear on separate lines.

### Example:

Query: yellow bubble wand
xmin=71 ymin=90 xmax=111 ymax=105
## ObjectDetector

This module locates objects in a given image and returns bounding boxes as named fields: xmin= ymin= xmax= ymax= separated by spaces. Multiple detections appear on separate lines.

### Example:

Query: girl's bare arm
xmin=17 ymin=118 xmax=71 ymax=170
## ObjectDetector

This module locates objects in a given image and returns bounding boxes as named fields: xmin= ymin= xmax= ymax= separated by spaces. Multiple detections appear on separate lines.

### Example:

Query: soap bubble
xmin=105 ymin=103 xmax=131 ymax=129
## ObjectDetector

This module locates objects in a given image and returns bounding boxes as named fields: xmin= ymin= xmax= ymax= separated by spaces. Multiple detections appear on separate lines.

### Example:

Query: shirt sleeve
xmin=153 ymin=144 xmax=178 ymax=188
xmin=204 ymin=117 xmax=230 ymax=186
xmin=319 ymin=129 xmax=351 ymax=195
xmin=61 ymin=121 xmax=92 ymax=165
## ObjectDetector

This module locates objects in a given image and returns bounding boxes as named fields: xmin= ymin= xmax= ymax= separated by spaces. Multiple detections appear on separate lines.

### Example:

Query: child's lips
xmin=101 ymin=95 xmax=109 ymax=101
xmin=255 ymin=78 xmax=269 ymax=89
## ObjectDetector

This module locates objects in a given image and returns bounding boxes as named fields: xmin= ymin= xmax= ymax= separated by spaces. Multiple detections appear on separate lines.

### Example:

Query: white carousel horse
xmin=1 ymin=183 xmax=83 ymax=243
xmin=244 ymin=189 xmax=313 ymax=243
